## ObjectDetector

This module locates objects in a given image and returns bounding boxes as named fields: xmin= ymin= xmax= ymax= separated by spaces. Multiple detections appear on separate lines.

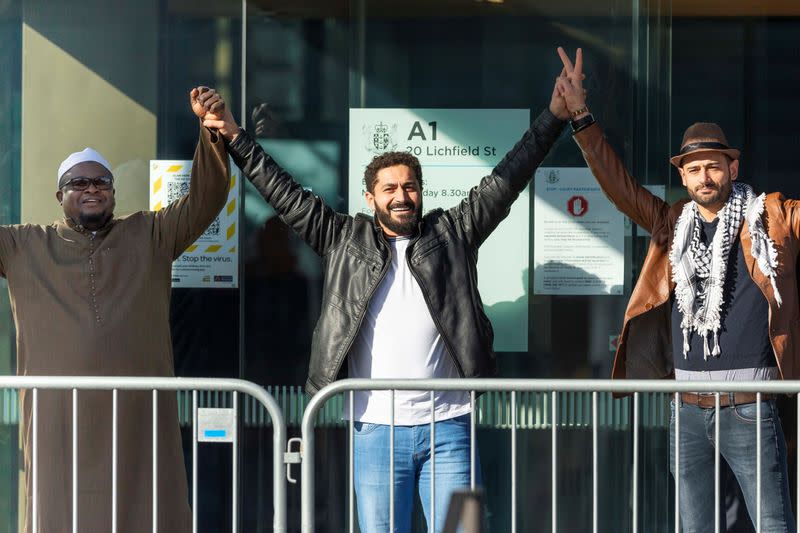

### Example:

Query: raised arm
xmin=783 ymin=198 xmax=800 ymax=242
xmin=154 ymin=87 xmax=231 ymax=259
xmin=556 ymin=47 xmax=669 ymax=232
xmin=207 ymin=104 xmax=349 ymax=256
xmin=0 ymin=225 xmax=25 ymax=278
xmin=448 ymin=76 xmax=570 ymax=248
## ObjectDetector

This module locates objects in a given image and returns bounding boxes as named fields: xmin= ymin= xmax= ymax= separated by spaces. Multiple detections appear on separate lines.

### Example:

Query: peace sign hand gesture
xmin=555 ymin=47 xmax=589 ymax=119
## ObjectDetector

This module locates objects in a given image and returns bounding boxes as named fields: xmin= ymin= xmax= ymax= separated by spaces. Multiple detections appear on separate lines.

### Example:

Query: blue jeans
xmin=353 ymin=414 xmax=481 ymax=533
xmin=669 ymin=399 xmax=795 ymax=532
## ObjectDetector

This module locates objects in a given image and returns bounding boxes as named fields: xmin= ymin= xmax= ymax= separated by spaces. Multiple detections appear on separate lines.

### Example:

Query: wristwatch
xmin=570 ymin=113 xmax=595 ymax=134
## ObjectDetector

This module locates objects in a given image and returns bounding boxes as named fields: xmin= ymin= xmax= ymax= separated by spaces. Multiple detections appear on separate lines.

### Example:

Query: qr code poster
xmin=149 ymin=159 xmax=239 ymax=288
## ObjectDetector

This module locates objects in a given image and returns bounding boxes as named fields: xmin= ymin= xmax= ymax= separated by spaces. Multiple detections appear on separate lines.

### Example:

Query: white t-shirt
xmin=345 ymin=236 xmax=471 ymax=425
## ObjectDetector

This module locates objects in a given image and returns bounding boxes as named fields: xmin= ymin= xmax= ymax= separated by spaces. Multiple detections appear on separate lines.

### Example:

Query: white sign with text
xmin=533 ymin=167 xmax=624 ymax=295
xmin=150 ymin=159 xmax=240 ymax=288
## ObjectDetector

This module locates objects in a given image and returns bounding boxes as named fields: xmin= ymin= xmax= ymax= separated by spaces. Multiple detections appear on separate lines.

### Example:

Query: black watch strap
xmin=570 ymin=113 xmax=596 ymax=134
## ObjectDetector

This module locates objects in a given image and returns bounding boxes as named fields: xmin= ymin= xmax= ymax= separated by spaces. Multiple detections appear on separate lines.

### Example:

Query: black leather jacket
xmin=228 ymin=109 xmax=565 ymax=393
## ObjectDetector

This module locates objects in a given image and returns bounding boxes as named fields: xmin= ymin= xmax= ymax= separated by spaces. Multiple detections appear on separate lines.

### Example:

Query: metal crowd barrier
xmin=299 ymin=378 xmax=800 ymax=533
xmin=0 ymin=376 xmax=287 ymax=533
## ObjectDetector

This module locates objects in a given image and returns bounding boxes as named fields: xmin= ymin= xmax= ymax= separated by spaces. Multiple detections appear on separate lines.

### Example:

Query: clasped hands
xmin=189 ymin=86 xmax=240 ymax=142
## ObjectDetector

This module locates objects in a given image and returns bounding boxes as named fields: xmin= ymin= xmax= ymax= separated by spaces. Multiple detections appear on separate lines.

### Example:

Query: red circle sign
xmin=567 ymin=195 xmax=588 ymax=217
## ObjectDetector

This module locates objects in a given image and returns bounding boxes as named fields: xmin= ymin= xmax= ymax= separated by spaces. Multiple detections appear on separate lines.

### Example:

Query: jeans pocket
xmin=353 ymin=421 xmax=382 ymax=435
xmin=732 ymin=401 xmax=774 ymax=423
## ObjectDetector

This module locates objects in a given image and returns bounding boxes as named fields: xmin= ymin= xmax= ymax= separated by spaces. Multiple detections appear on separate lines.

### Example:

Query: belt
xmin=680 ymin=392 xmax=774 ymax=409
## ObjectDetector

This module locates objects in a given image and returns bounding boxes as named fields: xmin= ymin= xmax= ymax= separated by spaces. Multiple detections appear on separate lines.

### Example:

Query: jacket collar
xmin=55 ymin=215 xmax=116 ymax=239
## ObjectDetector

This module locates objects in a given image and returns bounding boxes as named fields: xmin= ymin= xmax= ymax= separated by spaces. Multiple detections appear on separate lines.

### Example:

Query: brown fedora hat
xmin=670 ymin=122 xmax=741 ymax=168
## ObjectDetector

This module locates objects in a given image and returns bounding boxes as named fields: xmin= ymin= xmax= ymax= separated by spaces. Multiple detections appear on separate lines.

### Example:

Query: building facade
xmin=0 ymin=0 xmax=798 ymax=530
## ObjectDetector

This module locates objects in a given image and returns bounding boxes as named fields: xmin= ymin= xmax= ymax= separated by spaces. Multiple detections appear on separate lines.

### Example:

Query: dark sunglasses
xmin=60 ymin=175 xmax=114 ymax=191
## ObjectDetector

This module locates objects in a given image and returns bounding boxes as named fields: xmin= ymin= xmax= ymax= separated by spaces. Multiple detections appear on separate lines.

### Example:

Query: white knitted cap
xmin=57 ymin=148 xmax=112 ymax=185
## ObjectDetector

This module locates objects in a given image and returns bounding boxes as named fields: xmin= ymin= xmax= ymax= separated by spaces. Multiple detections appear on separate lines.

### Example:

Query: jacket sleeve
xmin=226 ymin=128 xmax=349 ymax=256
xmin=784 ymin=198 xmax=800 ymax=241
xmin=0 ymin=225 xmax=24 ymax=277
xmin=154 ymin=123 xmax=231 ymax=260
xmin=448 ymin=108 xmax=566 ymax=248
xmin=573 ymin=122 xmax=669 ymax=233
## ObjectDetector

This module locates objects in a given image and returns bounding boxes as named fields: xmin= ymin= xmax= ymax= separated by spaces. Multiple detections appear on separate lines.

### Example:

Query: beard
xmin=688 ymin=180 xmax=732 ymax=209
xmin=78 ymin=211 xmax=112 ymax=230
xmin=374 ymin=200 xmax=422 ymax=236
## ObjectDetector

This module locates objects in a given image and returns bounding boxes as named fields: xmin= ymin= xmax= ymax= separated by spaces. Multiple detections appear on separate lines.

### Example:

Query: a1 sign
xmin=567 ymin=195 xmax=589 ymax=217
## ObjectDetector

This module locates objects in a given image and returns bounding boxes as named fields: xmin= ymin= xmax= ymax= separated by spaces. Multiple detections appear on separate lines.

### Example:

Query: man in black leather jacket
xmin=201 ymin=69 xmax=571 ymax=531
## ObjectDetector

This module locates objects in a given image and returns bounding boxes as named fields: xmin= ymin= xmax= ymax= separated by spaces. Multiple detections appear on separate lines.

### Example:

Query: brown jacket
xmin=12 ymin=125 xmax=229 ymax=532
xmin=574 ymin=123 xmax=800 ymax=381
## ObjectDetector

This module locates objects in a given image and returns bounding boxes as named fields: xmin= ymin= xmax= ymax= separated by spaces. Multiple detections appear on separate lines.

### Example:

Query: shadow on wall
xmin=491 ymin=260 xmax=617 ymax=380
xmin=485 ymin=267 xmax=529 ymax=354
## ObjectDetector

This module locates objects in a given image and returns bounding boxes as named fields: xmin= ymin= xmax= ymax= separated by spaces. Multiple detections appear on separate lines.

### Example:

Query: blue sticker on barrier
xmin=198 ymin=408 xmax=235 ymax=442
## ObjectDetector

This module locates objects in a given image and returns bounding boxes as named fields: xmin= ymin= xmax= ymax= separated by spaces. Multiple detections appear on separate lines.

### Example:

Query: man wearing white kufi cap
xmin=57 ymin=147 xmax=112 ymax=184
xmin=55 ymin=147 xmax=116 ymax=231
xmin=11 ymin=87 xmax=231 ymax=533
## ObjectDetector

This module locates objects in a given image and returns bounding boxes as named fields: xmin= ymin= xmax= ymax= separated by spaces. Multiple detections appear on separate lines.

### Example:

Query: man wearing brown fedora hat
xmin=556 ymin=47 xmax=796 ymax=532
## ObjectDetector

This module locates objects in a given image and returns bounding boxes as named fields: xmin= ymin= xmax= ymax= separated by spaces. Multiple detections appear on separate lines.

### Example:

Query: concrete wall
xmin=21 ymin=0 xmax=158 ymax=224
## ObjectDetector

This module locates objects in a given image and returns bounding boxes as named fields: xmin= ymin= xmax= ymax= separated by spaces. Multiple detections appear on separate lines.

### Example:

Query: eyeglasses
xmin=60 ymin=175 xmax=114 ymax=191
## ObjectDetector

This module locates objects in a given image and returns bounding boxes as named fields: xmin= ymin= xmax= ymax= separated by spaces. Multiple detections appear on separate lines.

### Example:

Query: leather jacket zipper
xmin=330 ymin=233 xmax=392 ymax=383
xmin=406 ymin=243 xmax=465 ymax=378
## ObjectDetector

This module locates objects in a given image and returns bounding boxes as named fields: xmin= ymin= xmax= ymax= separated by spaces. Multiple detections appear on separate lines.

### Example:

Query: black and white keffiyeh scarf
xmin=669 ymin=182 xmax=782 ymax=360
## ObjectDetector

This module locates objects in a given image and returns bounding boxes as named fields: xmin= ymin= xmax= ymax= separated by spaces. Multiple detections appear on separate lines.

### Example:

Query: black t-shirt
xmin=671 ymin=218 xmax=775 ymax=370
